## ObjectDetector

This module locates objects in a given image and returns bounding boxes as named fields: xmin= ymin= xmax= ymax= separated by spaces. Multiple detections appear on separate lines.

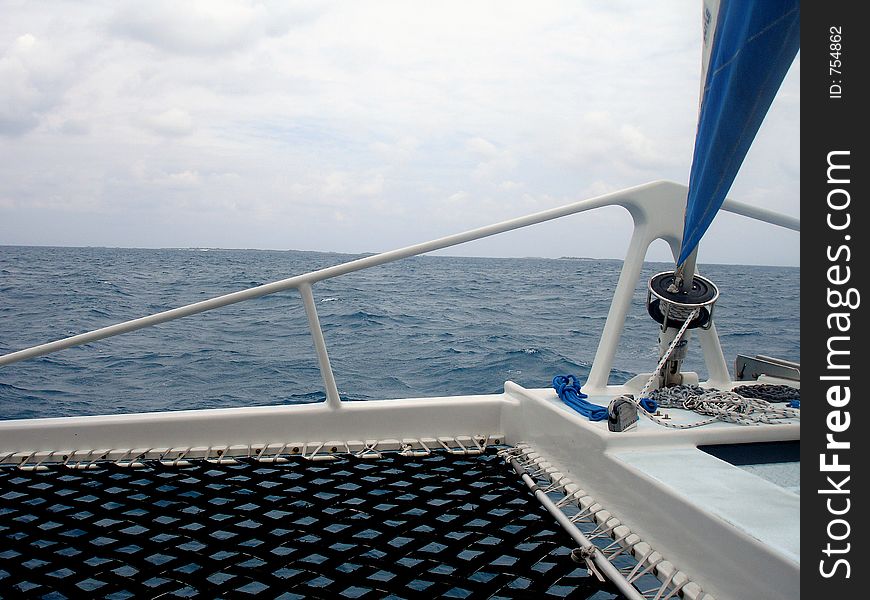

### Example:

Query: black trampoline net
xmin=0 ymin=450 xmax=622 ymax=599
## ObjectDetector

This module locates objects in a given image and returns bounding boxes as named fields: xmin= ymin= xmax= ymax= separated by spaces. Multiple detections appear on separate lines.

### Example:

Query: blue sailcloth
xmin=678 ymin=0 xmax=800 ymax=265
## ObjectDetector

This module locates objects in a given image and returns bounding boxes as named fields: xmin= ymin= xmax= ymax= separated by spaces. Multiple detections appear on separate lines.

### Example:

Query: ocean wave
xmin=0 ymin=247 xmax=799 ymax=420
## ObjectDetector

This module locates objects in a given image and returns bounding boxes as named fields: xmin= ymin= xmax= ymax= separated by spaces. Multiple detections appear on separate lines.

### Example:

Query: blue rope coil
xmin=553 ymin=375 xmax=658 ymax=422
xmin=552 ymin=375 xmax=607 ymax=421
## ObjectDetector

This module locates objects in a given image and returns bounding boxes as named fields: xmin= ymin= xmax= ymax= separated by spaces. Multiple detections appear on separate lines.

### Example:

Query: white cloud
xmin=108 ymin=0 xmax=303 ymax=55
xmin=0 ymin=1 xmax=799 ymax=265
xmin=466 ymin=137 xmax=498 ymax=157
xmin=0 ymin=34 xmax=69 ymax=135
xmin=58 ymin=118 xmax=90 ymax=135
xmin=446 ymin=191 xmax=470 ymax=205
xmin=154 ymin=169 xmax=201 ymax=188
xmin=371 ymin=136 xmax=420 ymax=162
xmin=144 ymin=108 xmax=194 ymax=137
xmin=464 ymin=137 xmax=518 ymax=183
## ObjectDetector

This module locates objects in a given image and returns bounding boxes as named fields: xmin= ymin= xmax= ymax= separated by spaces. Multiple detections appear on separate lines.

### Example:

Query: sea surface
xmin=0 ymin=246 xmax=799 ymax=421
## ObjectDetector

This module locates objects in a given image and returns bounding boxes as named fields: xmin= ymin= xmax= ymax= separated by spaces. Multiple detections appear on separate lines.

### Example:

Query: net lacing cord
xmin=634 ymin=309 xmax=800 ymax=429
xmin=498 ymin=445 xmax=707 ymax=600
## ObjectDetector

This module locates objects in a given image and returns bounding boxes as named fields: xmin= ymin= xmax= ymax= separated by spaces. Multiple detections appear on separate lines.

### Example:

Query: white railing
xmin=0 ymin=181 xmax=799 ymax=403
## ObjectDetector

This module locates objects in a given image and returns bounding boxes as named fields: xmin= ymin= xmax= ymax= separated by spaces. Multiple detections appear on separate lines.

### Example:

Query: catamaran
xmin=1 ymin=2 xmax=799 ymax=599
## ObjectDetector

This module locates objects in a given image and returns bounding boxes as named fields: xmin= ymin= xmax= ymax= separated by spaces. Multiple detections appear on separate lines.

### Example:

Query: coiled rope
xmin=632 ymin=309 xmax=800 ymax=429
xmin=553 ymin=375 xmax=657 ymax=421
xmin=553 ymin=375 xmax=608 ymax=421
xmin=649 ymin=385 xmax=800 ymax=427
xmin=553 ymin=309 xmax=800 ymax=429
xmin=731 ymin=384 xmax=800 ymax=402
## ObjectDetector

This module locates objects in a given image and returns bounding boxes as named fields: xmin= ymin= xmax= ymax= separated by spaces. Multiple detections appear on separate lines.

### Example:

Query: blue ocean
xmin=0 ymin=246 xmax=799 ymax=421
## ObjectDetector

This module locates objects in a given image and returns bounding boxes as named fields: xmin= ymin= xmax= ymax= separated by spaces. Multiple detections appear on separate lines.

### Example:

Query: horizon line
xmin=1 ymin=243 xmax=800 ymax=269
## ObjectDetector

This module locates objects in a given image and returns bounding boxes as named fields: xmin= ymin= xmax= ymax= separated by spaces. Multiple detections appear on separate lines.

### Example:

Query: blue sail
xmin=678 ymin=0 xmax=799 ymax=265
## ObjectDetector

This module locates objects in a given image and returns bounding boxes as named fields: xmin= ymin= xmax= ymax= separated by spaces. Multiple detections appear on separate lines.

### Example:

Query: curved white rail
xmin=0 ymin=181 xmax=799 ymax=401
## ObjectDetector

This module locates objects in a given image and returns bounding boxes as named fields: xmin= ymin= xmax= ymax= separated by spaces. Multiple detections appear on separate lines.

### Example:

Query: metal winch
xmin=646 ymin=270 xmax=719 ymax=387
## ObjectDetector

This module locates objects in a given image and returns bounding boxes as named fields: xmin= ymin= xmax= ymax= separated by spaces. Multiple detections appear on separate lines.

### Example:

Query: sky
xmin=0 ymin=0 xmax=800 ymax=266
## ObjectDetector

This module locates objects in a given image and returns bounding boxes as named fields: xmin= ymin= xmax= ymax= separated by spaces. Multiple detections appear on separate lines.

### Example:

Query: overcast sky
xmin=1 ymin=0 xmax=799 ymax=266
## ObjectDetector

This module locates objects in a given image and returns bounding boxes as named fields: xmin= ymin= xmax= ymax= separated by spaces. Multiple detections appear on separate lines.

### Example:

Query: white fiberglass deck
xmin=614 ymin=449 xmax=799 ymax=562
xmin=533 ymin=386 xmax=801 ymax=560
xmin=505 ymin=383 xmax=800 ymax=600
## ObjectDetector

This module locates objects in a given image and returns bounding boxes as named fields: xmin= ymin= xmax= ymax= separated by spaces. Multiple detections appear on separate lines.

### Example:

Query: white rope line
xmin=633 ymin=309 xmax=798 ymax=429
xmin=629 ymin=556 xmax=663 ymax=585
xmin=655 ymin=387 xmax=801 ymax=426
xmin=632 ymin=310 xmax=713 ymax=429
xmin=1 ymin=435 xmax=501 ymax=468
xmin=623 ymin=548 xmax=656 ymax=581
xmin=500 ymin=445 xmax=706 ymax=600
xmin=649 ymin=569 xmax=678 ymax=600
xmin=638 ymin=309 xmax=699 ymax=401
xmin=354 ymin=441 xmax=382 ymax=459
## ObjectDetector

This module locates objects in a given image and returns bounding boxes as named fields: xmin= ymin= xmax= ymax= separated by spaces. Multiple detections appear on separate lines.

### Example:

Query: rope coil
xmin=554 ymin=308 xmax=800 ymax=430
xmin=650 ymin=385 xmax=800 ymax=427
xmin=633 ymin=309 xmax=800 ymax=429
xmin=731 ymin=383 xmax=800 ymax=402
xmin=553 ymin=375 xmax=608 ymax=421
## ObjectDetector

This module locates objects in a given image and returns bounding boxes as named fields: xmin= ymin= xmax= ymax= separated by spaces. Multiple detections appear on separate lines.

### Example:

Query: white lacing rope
xmin=655 ymin=387 xmax=800 ymax=426
xmin=500 ymin=445 xmax=704 ymax=600
xmin=633 ymin=309 xmax=799 ymax=429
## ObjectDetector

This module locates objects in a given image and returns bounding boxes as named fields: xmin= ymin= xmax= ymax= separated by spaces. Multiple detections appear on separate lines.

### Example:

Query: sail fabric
xmin=678 ymin=0 xmax=799 ymax=265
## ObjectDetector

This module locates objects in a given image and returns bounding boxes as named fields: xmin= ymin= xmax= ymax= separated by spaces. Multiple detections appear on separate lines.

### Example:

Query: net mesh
xmin=0 ymin=450 xmax=621 ymax=599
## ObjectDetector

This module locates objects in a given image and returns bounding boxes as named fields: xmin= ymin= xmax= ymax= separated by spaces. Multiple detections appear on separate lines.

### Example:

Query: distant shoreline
xmin=0 ymin=244 xmax=801 ymax=269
